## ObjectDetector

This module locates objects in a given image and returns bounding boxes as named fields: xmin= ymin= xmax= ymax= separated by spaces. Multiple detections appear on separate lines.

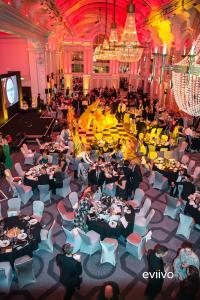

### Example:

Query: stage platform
xmin=0 ymin=109 xmax=54 ymax=150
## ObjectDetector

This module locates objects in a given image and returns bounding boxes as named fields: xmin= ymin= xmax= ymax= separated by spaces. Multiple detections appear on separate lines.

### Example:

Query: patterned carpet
xmin=0 ymin=148 xmax=200 ymax=300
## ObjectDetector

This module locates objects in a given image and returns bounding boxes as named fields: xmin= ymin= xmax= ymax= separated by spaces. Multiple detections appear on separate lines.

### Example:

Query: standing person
xmin=117 ymin=100 xmax=126 ymax=122
xmin=130 ymin=159 xmax=142 ymax=197
xmin=175 ymin=265 xmax=199 ymax=300
xmin=145 ymin=244 xmax=168 ymax=300
xmin=2 ymin=136 xmax=13 ymax=169
xmin=57 ymin=243 xmax=82 ymax=300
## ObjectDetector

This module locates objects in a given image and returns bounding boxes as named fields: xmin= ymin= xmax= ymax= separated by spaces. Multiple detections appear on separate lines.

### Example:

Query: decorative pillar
xmin=28 ymin=41 xmax=46 ymax=107
xmin=83 ymin=74 xmax=91 ymax=95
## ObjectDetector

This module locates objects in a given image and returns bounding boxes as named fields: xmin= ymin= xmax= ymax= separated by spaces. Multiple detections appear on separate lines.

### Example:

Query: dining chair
xmin=39 ymin=220 xmax=56 ymax=253
xmin=153 ymin=171 xmax=168 ymax=191
xmin=68 ymin=191 xmax=79 ymax=210
xmin=32 ymin=200 xmax=44 ymax=222
xmin=128 ymin=188 xmax=145 ymax=208
xmin=38 ymin=184 xmax=51 ymax=204
xmin=78 ymin=228 xmax=101 ymax=255
xmin=56 ymin=176 xmax=71 ymax=198
xmin=7 ymin=198 xmax=21 ymax=217
xmin=177 ymin=141 xmax=188 ymax=160
xmin=14 ymin=162 xmax=25 ymax=178
xmin=50 ymin=153 xmax=59 ymax=165
xmin=126 ymin=231 xmax=152 ymax=260
xmin=164 ymin=195 xmax=181 ymax=219
xmin=187 ymin=160 xmax=196 ymax=175
xmin=100 ymin=238 xmax=118 ymax=266
xmin=176 ymin=213 xmax=194 ymax=239
xmin=163 ymin=151 xmax=174 ymax=160
xmin=0 ymin=261 xmax=13 ymax=293
xmin=148 ymin=170 xmax=155 ymax=186
xmin=161 ymin=135 xmax=168 ymax=142
xmin=191 ymin=166 xmax=200 ymax=183
xmin=14 ymin=255 xmax=36 ymax=288
xmin=14 ymin=183 xmax=33 ymax=205
xmin=56 ymin=201 xmax=75 ymax=223
xmin=20 ymin=147 xmax=34 ymax=165
xmin=135 ymin=198 xmax=152 ymax=220
xmin=181 ymin=154 xmax=190 ymax=165
xmin=5 ymin=176 xmax=18 ymax=197
xmin=62 ymin=226 xmax=81 ymax=253
xmin=134 ymin=209 xmax=155 ymax=236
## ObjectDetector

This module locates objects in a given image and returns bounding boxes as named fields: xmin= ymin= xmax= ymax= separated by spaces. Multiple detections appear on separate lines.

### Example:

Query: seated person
xmin=38 ymin=167 xmax=50 ymax=185
xmin=51 ymin=166 xmax=66 ymax=194
xmin=37 ymin=149 xmax=49 ymax=165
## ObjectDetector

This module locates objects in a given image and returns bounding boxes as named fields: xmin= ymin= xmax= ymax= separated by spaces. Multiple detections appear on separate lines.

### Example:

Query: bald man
xmin=96 ymin=281 xmax=120 ymax=300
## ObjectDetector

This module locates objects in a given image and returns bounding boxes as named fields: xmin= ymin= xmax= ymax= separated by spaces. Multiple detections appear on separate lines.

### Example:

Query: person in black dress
xmin=115 ymin=169 xmax=128 ymax=200
xmin=56 ymin=243 xmax=82 ymax=300
xmin=176 ymin=265 xmax=199 ymax=300
xmin=145 ymin=244 xmax=168 ymax=300
xmin=38 ymin=167 xmax=50 ymax=185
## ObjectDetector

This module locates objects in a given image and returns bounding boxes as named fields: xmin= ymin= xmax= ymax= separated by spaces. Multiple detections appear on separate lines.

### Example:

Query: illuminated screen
xmin=1 ymin=75 xmax=19 ymax=108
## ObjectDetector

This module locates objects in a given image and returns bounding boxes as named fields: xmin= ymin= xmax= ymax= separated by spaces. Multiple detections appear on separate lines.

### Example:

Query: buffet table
xmin=0 ymin=216 xmax=41 ymax=265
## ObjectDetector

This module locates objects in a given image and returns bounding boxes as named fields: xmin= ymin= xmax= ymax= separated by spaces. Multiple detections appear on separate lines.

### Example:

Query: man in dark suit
xmin=88 ymin=165 xmax=105 ymax=189
xmin=57 ymin=243 xmax=82 ymax=300
xmin=38 ymin=167 xmax=50 ymax=185
xmin=130 ymin=162 xmax=143 ymax=197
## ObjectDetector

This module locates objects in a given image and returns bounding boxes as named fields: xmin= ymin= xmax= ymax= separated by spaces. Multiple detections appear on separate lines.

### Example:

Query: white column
xmin=27 ymin=41 xmax=46 ymax=106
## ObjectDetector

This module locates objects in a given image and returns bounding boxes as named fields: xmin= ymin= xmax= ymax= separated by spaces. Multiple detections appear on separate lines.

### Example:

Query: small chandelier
xmin=116 ymin=0 xmax=143 ymax=63
xmin=172 ymin=34 xmax=200 ymax=116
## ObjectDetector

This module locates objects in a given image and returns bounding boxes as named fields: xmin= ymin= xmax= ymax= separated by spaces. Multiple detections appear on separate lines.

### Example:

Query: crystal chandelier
xmin=172 ymin=34 xmax=200 ymax=116
xmin=116 ymin=0 xmax=143 ymax=63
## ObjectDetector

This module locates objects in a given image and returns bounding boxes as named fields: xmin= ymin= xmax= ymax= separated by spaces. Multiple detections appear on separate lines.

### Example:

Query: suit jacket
xmin=88 ymin=169 xmax=105 ymax=186
xmin=131 ymin=165 xmax=142 ymax=187
xmin=56 ymin=254 xmax=82 ymax=287
xmin=38 ymin=174 xmax=50 ymax=185
xmin=117 ymin=103 xmax=126 ymax=113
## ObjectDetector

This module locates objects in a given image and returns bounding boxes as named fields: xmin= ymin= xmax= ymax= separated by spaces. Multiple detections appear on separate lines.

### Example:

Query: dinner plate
xmin=24 ymin=216 xmax=30 ymax=221
xmin=108 ymin=221 xmax=117 ymax=228
xmin=29 ymin=219 xmax=38 ymax=225
xmin=0 ymin=240 xmax=10 ymax=248
xmin=17 ymin=233 xmax=27 ymax=240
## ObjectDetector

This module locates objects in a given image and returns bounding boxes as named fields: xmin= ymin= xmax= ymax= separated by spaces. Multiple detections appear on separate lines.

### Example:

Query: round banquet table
xmin=0 ymin=216 xmax=41 ymax=266
xmin=87 ymin=209 xmax=135 ymax=240
xmin=153 ymin=164 xmax=179 ymax=183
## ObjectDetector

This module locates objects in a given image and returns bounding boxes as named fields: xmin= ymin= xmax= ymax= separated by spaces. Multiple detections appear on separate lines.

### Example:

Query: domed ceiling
xmin=1 ymin=0 xmax=200 ymax=46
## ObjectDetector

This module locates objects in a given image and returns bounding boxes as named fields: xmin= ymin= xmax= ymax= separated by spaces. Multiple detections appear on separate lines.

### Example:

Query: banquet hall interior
xmin=0 ymin=0 xmax=200 ymax=299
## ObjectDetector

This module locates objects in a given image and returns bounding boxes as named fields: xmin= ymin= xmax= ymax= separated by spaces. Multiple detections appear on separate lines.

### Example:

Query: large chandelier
xmin=116 ymin=0 xmax=143 ymax=62
xmin=93 ymin=0 xmax=143 ymax=62
xmin=172 ymin=34 xmax=200 ymax=116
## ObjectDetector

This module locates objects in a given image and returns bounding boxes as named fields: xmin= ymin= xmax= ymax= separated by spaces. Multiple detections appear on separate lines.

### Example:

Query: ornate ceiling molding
xmin=0 ymin=0 xmax=49 ymax=41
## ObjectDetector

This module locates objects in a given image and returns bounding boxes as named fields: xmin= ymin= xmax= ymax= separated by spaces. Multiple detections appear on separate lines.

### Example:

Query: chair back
xmin=155 ymin=171 xmax=164 ymax=182
xmin=167 ymin=195 xmax=179 ymax=208
xmin=138 ymin=198 xmax=151 ymax=217
xmin=177 ymin=185 xmax=183 ymax=198
xmin=148 ymin=145 xmax=156 ymax=152
xmin=38 ymin=184 xmax=50 ymax=202
xmin=33 ymin=201 xmax=44 ymax=217
xmin=14 ymin=162 xmax=24 ymax=177
xmin=156 ymin=128 xmax=163 ymax=137
xmin=14 ymin=255 xmax=36 ymax=288
xmin=78 ymin=229 xmax=91 ymax=245
xmin=47 ymin=220 xmax=56 ymax=243
xmin=188 ymin=160 xmax=196 ymax=174
xmin=164 ymin=151 xmax=174 ymax=160
xmin=62 ymin=226 xmax=75 ymax=244
xmin=100 ymin=241 xmax=117 ymax=265
xmin=146 ymin=209 xmax=155 ymax=225
xmin=14 ymin=184 xmax=24 ymax=198
xmin=181 ymin=155 xmax=189 ymax=165
xmin=193 ymin=166 xmax=200 ymax=179
xmin=68 ymin=192 xmax=79 ymax=209
xmin=8 ymin=198 xmax=21 ymax=210
xmin=134 ymin=188 xmax=145 ymax=203
xmin=176 ymin=213 xmax=194 ymax=239
xmin=161 ymin=135 xmax=168 ymax=142
xmin=178 ymin=141 xmax=188 ymax=152
xmin=0 ymin=268 xmax=6 ymax=279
